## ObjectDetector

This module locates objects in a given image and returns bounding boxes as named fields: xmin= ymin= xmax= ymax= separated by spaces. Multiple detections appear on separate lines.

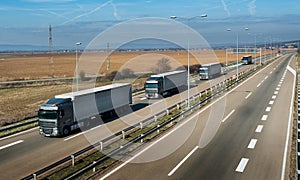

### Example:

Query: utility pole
xmin=48 ymin=25 xmax=54 ymax=77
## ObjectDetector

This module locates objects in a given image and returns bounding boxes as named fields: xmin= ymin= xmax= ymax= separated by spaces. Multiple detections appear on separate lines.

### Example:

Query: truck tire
xmin=63 ymin=126 xmax=70 ymax=136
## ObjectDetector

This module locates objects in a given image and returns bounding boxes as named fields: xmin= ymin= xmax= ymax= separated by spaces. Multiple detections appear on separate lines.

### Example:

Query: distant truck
xmin=199 ymin=63 xmax=222 ymax=80
xmin=144 ymin=70 xmax=187 ymax=99
xmin=38 ymin=83 xmax=132 ymax=137
xmin=241 ymin=55 xmax=252 ymax=65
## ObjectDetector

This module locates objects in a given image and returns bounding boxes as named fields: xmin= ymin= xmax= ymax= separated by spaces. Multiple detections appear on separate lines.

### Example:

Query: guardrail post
xmin=154 ymin=115 xmax=157 ymax=122
xmin=166 ymin=109 xmax=169 ymax=115
xmin=71 ymin=155 xmax=75 ymax=166
xmin=141 ymin=134 xmax=144 ymax=143
xmin=157 ymin=125 xmax=160 ymax=134
xmin=177 ymin=104 xmax=180 ymax=110
xmin=122 ymin=130 xmax=125 ymax=139
xmin=33 ymin=174 xmax=37 ymax=180
xmin=93 ymin=161 xmax=96 ymax=172
xmin=140 ymin=122 xmax=143 ymax=129
xmin=100 ymin=141 xmax=103 ymax=151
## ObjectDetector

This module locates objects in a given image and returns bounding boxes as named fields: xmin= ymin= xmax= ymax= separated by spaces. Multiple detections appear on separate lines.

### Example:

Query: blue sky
xmin=0 ymin=0 xmax=299 ymax=50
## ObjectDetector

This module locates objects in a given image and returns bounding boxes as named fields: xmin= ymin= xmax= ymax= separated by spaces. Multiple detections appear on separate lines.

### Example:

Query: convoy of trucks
xmin=199 ymin=63 xmax=222 ymax=80
xmin=144 ymin=70 xmax=187 ymax=99
xmin=38 ymin=83 xmax=132 ymax=136
xmin=38 ymin=63 xmax=230 ymax=136
xmin=241 ymin=55 xmax=253 ymax=65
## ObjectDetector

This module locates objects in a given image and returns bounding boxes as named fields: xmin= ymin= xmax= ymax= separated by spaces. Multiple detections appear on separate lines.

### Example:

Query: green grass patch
xmin=0 ymin=118 xmax=38 ymax=138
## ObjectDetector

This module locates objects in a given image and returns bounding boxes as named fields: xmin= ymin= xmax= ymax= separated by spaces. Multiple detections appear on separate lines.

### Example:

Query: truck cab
xmin=241 ymin=56 xmax=252 ymax=65
xmin=38 ymin=98 xmax=73 ymax=136
xmin=145 ymin=76 xmax=163 ymax=98
xmin=199 ymin=67 xmax=209 ymax=80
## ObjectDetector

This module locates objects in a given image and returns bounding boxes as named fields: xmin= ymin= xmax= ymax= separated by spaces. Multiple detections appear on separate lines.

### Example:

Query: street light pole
xmin=75 ymin=42 xmax=82 ymax=92
xmin=227 ymin=27 xmax=249 ymax=81
xmin=170 ymin=14 xmax=207 ymax=109
xmin=236 ymin=32 xmax=239 ymax=81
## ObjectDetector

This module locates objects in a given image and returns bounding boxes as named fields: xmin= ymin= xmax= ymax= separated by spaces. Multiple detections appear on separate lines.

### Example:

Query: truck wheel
xmin=63 ymin=126 xmax=70 ymax=136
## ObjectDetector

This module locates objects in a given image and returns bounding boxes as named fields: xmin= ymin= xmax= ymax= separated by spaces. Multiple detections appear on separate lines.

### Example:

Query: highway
xmin=0 ymin=55 xmax=282 ymax=179
xmin=100 ymin=54 xmax=296 ymax=180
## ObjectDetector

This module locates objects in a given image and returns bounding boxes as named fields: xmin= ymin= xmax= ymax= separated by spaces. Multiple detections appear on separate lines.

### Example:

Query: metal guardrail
xmin=296 ymin=74 xmax=300 ymax=180
xmin=22 ymin=55 xmax=281 ymax=180
xmin=0 ymin=119 xmax=38 ymax=133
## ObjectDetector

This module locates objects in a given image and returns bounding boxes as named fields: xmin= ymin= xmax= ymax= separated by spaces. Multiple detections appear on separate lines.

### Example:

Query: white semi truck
xmin=199 ymin=63 xmax=222 ymax=80
xmin=144 ymin=70 xmax=187 ymax=99
xmin=38 ymin=83 xmax=132 ymax=136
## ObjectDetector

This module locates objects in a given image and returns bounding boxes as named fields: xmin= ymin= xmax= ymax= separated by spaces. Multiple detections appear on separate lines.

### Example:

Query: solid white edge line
xmin=236 ymin=158 xmax=249 ymax=173
xmin=255 ymin=125 xmax=263 ymax=133
xmin=99 ymin=57 xmax=281 ymax=180
xmin=168 ymin=146 xmax=199 ymax=176
xmin=0 ymin=127 xmax=39 ymax=141
xmin=0 ymin=140 xmax=24 ymax=150
xmin=222 ymin=109 xmax=235 ymax=123
xmin=281 ymin=56 xmax=296 ymax=180
xmin=64 ymin=125 xmax=101 ymax=141
xmin=64 ymin=132 xmax=83 ymax=141
xmin=247 ymin=139 xmax=257 ymax=149
xmin=245 ymin=92 xmax=252 ymax=99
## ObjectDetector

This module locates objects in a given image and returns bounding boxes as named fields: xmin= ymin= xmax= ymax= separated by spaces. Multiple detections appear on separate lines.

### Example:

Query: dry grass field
xmin=0 ymin=50 xmax=272 ymax=81
xmin=0 ymin=49 xmax=272 ymax=125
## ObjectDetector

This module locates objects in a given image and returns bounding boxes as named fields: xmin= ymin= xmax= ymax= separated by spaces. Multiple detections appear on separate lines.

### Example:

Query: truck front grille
xmin=39 ymin=121 xmax=55 ymax=128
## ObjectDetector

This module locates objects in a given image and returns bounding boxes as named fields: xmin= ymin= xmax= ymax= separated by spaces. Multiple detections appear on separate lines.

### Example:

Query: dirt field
xmin=0 ymin=49 xmax=272 ymax=125
xmin=0 ymin=50 xmax=272 ymax=81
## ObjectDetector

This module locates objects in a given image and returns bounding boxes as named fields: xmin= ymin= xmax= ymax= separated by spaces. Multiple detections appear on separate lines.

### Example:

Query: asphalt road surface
xmin=100 ymin=54 xmax=296 ymax=180
xmin=0 ymin=55 xmax=282 ymax=179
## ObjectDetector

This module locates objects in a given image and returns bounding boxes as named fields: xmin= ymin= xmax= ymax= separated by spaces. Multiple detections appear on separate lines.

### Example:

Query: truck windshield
xmin=38 ymin=110 xmax=58 ymax=119
xmin=199 ymin=69 xmax=208 ymax=74
xmin=145 ymin=83 xmax=158 ymax=89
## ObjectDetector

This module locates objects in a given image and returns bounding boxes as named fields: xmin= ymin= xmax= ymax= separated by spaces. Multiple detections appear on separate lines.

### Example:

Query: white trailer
xmin=38 ymin=83 xmax=132 ymax=136
xmin=199 ymin=63 xmax=222 ymax=80
xmin=144 ymin=70 xmax=187 ymax=99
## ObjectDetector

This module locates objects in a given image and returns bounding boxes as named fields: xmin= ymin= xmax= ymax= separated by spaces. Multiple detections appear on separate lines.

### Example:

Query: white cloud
xmin=248 ymin=0 xmax=256 ymax=16
xmin=59 ymin=0 xmax=121 ymax=25
xmin=60 ymin=0 xmax=112 ymax=25
xmin=221 ymin=0 xmax=231 ymax=17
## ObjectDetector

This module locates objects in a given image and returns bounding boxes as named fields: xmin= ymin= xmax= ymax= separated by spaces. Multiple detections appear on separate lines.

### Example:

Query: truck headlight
xmin=53 ymin=128 xmax=58 ymax=136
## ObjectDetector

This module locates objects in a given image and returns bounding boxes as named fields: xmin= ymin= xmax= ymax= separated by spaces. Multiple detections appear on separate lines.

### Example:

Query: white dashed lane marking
xmin=236 ymin=158 xmax=249 ymax=173
xmin=255 ymin=125 xmax=264 ymax=133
